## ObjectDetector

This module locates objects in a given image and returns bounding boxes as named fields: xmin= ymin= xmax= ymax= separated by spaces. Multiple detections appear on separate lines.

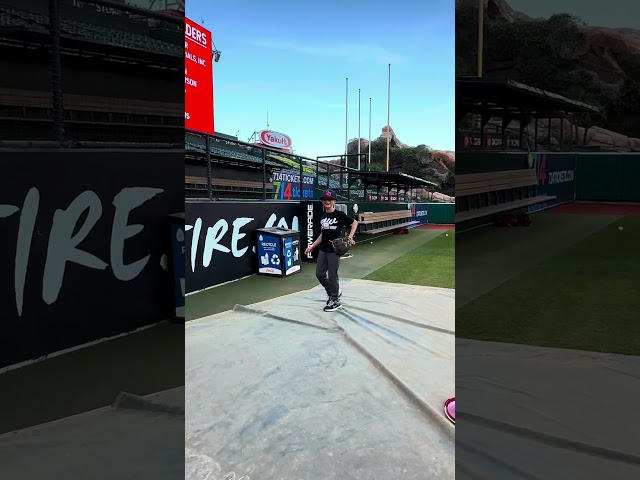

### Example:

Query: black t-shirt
xmin=319 ymin=210 xmax=355 ymax=252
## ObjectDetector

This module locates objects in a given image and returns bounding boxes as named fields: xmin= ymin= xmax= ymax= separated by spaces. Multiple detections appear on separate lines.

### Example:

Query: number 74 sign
xmin=272 ymin=181 xmax=313 ymax=200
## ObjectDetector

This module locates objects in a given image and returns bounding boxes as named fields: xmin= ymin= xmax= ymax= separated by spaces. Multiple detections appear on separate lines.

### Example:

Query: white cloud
xmin=248 ymin=38 xmax=406 ymax=65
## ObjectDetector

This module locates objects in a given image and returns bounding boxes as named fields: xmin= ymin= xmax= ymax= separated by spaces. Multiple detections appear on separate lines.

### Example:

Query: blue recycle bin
xmin=256 ymin=227 xmax=301 ymax=278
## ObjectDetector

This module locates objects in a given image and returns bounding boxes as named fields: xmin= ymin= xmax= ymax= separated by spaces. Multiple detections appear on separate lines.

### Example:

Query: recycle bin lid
xmin=257 ymin=227 xmax=299 ymax=235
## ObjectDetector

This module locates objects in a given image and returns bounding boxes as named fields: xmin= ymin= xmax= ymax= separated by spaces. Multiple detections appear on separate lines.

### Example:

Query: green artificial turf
xmin=457 ymin=216 xmax=640 ymax=355
xmin=363 ymin=231 xmax=455 ymax=288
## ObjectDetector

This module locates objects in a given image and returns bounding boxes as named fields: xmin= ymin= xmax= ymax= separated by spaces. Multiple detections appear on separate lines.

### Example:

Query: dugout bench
xmin=357 ymin=209 xmax=420 ymax=235
xmin=456 ymin=169 xmax=555 ymax=222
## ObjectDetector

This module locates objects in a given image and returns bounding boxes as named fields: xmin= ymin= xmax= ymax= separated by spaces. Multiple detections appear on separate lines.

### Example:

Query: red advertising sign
xmin=185 ymin=17 xmax=214 ymax=135
xmin=258 ymin=130 xmax=292 ymax=153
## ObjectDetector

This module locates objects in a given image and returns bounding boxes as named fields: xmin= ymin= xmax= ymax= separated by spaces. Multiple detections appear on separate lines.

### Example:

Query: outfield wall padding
xmin=575 ymin=153 xmax=640 ymax=203
xmin=1 ymin=149 xmax=183 ymax=368
xmin=456 ymin=151 xmax=640 ymax=228
xmin=185 ymin=201 xmax=449 ymax=293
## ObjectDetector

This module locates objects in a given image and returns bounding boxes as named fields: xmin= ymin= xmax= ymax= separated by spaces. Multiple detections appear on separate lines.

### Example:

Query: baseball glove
xmin=330 ymin=236 xmax=352 ymax=256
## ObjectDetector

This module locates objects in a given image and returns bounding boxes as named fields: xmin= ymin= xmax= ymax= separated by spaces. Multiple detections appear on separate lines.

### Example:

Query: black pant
xmin=316 ymin=249 xmax=340 ymax=299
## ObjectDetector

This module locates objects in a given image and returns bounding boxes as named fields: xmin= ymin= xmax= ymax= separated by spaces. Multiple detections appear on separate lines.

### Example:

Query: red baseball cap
xmin=321 ymin=190 xmax=337 ymax=200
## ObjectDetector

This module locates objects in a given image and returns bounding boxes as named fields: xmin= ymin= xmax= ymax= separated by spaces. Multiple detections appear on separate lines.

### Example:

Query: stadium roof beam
xmin=347 ymin=171 xmax=439 ymax=202
xmin=456 ymin=76 xmax=602 ymax=151
xmin=350 ymin=171 xmax=439 ymax=188
xmin=456 ymin=76 xmax=601 ymax=117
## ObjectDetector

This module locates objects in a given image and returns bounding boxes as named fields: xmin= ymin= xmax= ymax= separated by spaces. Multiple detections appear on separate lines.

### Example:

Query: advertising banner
xmin=409 ymin=203 xmax=429 ymax=225
xmin=366 ymin=193 xmax=400 ymax=201
xmin=185 ymin=17 xmax=214 ymax=135
xmin=460 ymin=132 xmax=521 ymax=150
xmin=271 ymin=170 xmax=315 ymax=200
xmin=1 ymin=150 xmax=183 ymax=368
xmin=528 ymin=153 xmax=577 ymax=213
xmin=185 ymin=201 xmax=300 ymax=292
xmin=259 ymin=130 xmax=292 ymax=153
xmin=299 ymin=201 xmax=323 ymax=263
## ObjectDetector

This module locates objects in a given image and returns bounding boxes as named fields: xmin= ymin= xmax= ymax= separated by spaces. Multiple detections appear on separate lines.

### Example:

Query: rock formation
xmin=462 ymin=0 xmax=640 ymax=151
xmin=349 ymin=127 xmax=455 ymax=202
xmin=378 ymin=125 xmax=409 ymax=148
xmin=430 ymin=150 xmax=455 ymax=175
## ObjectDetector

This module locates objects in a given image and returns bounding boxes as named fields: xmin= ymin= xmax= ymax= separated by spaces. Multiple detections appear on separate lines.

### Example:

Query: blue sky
xmin=186 ymin=0 xmax=454 ymax=159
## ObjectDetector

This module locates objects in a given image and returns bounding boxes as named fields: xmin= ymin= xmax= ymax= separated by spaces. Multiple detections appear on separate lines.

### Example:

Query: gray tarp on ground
xmin=186 ymin=279 xmax=455 ymax=479
xmin=456 ymin=339 xmax=640 ymax=479
xmin=0 ymin=387 xmax=185 ymax=480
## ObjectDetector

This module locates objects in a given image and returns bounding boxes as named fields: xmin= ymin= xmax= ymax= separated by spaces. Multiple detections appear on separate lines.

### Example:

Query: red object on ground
xmin=444 ymin=397 xmax=455 ymax=424
xmin=495 ymin=213 xmax=518 ymax=227
xmin=517 ymin=212 xmax=531 ymax=226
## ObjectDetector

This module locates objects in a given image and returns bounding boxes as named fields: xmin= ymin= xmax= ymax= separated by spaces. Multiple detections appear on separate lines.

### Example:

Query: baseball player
xmin=304 ymin=190 xmax=358 ymax=311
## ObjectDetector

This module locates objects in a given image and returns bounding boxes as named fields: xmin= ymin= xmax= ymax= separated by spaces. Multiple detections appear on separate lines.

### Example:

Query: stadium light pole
xmin=475 ymin=0 xmax=485 ymax=145
xmin=478 ymin=0 xmax=484 ymax=77
xmin=386 ymin=63 xmax=390 ymax=172
xmin=368 ymin=97 xmax=371 ymax=169
xmin=345 ymin=77 xmax=348 ymax=158
xmin=358 ymin=88 xmax=361 ymax=170
xmin=205 ymin=44 xmax=220 ymax=200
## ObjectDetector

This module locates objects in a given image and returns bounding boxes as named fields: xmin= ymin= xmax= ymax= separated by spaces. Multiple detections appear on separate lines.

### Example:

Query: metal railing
xmin=185 ymin=132 xmax=426 ymax=202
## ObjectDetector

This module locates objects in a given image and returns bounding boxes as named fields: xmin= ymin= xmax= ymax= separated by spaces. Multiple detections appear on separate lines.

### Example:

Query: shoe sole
xmin=323 ymin=305 xmax=343 ymax=312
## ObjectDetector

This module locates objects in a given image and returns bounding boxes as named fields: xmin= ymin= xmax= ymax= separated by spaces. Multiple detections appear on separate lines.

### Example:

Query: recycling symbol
xmin=271 ymin=254 xmax=280 ymax=266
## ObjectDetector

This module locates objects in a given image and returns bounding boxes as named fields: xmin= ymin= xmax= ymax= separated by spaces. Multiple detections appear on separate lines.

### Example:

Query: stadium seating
xmin=0 ymin=6 xmax=181 ymax=57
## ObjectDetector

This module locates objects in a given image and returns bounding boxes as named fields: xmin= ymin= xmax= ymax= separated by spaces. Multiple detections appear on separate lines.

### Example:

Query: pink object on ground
xmin=444 ymin=397 xmax=455 ymax=424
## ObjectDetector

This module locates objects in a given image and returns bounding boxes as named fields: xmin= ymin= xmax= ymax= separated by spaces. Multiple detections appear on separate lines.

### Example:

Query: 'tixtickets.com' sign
xmin=185 ymin=18 xmax=214 ymax=135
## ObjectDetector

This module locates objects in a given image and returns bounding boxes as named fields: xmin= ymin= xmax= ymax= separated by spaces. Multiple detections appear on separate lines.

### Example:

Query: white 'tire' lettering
xmin=186 ymin=213 xmax=299 ymax=271
xmin=2 ymin=187 xmax=164 ymax=317
xmin=43 ymin=191 xmax=109 ymax=305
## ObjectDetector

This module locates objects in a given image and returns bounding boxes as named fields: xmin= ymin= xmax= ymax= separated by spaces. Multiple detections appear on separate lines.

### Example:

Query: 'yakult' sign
xmin=259 ymin=130 xmax=292 ymax=153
